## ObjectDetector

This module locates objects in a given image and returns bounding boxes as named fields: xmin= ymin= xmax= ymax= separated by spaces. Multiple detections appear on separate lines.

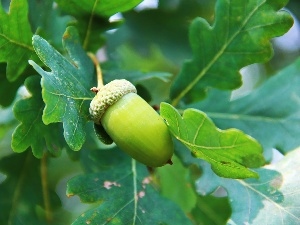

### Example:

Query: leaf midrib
xmin=206 ymin=112 xmax=285 ymax=123
xmin=172 ymin=1 xmax=265 ymax=106
xmin=238 ymin=179 xmax=300 ymax=221
xmin=0 ymin=33 xmax=34 ymax=52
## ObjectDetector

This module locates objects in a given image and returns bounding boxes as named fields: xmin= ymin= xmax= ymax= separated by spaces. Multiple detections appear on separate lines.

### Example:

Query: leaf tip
xmin=32 ymin=35 xmax=41 ymax=43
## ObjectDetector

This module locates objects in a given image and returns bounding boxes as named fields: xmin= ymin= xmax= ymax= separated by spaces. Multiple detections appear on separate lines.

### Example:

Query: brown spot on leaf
xmin=103 ymin=181 xmax=121 ymax=190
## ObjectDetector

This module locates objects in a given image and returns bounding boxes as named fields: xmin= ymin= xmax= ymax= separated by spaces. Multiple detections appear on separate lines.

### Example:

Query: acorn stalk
xmin=89 ymin=79 xmax=174 ymax=167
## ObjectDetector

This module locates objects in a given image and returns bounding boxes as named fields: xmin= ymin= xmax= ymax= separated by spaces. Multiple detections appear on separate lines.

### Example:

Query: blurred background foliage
xmin=0 ymin=0 xmax=299 ymax=224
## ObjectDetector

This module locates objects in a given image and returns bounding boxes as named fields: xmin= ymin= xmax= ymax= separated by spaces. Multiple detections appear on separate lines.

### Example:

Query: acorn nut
xmin=89 ymin=79 xmax=174 ymax=167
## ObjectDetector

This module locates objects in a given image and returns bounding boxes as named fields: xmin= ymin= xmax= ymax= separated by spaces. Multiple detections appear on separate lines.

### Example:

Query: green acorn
xmin=89 ymin=79 xmax=173 ymax=167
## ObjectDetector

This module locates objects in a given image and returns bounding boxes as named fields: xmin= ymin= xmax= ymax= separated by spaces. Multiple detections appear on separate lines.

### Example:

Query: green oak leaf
xmin=55 ymin=0 xmax=142 ymax=51
xmin=170 ymin=0 xmax=294 ymax=105
xmin=28 ymin=0 xmax=74 ymax=51
xmin=67 ymin=148 xmax=192 ymax=225
xmin=11 ymin=76 xmax=64 ymax=158
xmin=190 ymin=57 xmax=300 ymax=160
xmin=195 ymin=148 xmax=300 ymax=225
xmin=29 ymin=26 xmax=95 ymax=151
xmin=55 ymin=0 xmax=142 ymax=17
xmin=0 ymin=0 xmax=34 ymax=81
xmin=160 ymin=103 xmax=265 ymax=179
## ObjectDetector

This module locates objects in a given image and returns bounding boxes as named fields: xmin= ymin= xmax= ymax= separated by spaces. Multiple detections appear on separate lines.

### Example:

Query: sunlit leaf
xmin=190 ymin=57 xmax=300 ymax=159
xmin=195 ymin=147 xmax=300 ymax=225
xmin=0 ymin=0 xmax=34 ymax=81
xmin=160 ymin=103 xmax=265 ymax=178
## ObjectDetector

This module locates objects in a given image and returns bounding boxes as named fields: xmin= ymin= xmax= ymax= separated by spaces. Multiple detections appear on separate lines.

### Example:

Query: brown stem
xmin=41 ymin=153 xmax=52 ymax=223
xmin=88 ymin=52 xmax=104 ymax=89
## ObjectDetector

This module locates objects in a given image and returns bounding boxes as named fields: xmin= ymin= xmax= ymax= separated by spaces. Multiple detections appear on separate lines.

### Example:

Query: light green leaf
xmin=170 ymin=0 xmax=293 ymax=105
xmin=191 ymin=57 xmax=300 ymax=159
xmin=29 ymin=26 xmax=95 ymax=151
xmin=160 ymin=103 xmax=265 ymax=179
xmin=67 ymin=148 xmax=192 ymax=225
xmin=11 ymin=76 xmax=64 ymax=158
xmin=195 ymin=148 xmax=300 ymax=225
xmin=0 ymin=0 xmax=34 ymax=81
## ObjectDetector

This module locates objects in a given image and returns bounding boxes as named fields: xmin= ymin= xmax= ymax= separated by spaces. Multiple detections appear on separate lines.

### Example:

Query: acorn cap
xmin=89 ymin=79 xmax=137 ymax=124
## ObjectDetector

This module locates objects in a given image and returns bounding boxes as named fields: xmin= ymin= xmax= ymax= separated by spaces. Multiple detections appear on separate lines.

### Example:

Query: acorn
xmin=89 ymin=79 xmax=174 ymax=167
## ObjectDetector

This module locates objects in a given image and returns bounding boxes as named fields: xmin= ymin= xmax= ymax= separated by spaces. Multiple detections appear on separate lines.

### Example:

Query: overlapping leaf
xmin=194 ymin=148 xmax=300 ymax=225
xmin=160 ymin=103 xmax=265 ymax=178
xmin=191 ymin=57 xmax=300 ymax=159
xmin=29 ymin=26 xmax=95 ymax=151
xmin=67 ymin=148 xmax=191 ymax=225
xmin=28 ymin=0 xmax=73 ymax=51
xmin=55 ymin=0 xmax=142 ymax=51
xmin=170 ymin=0 xmax=294 ymax=105
xmin=0 ymin=0 xmax=34 ymax=81
xmin=11 ymin=76 xmax=64 ymax=158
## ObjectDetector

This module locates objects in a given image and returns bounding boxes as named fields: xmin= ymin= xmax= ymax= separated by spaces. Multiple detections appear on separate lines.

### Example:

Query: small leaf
xmin=160 ymin=103 xmax=265 ymax=179
xmin=170 ymin=0 xmax=294 ymax=104
xmin=29 ymin=26 xmax=95 ymax=151
xmin=11 ymin=76 xmax=64 ymax=158
xmin=67 ymin=148 xmax=192 ymax=225
xmin=195 ymin=148 xmax=300 ymax=225
xmin=0 ymin=0 xmax=34 ymax=81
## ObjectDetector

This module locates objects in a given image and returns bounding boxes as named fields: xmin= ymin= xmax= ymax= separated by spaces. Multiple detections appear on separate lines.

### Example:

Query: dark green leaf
xmin=103 ymin=68 xmax=173 ymax=104
xmin=93 ymin=123 xmax=113 ymax=145
xmin=28 ymin=0 xmax=74 ymax=51
xmin=191 ymin=57 xmax=300 ymax=159
xmin=0 ymin=153 xmax=62 ymax=225
xmin=160 ymin=103 xmax=265 ymax=178
xmin=195 ymin=148 xmax=300 ymax=225
xmin=11 ymin=76 xmax=64 ymax=158
xmin=67 ymin=148 xmax=192 ymax=225
xmin=29 ymin=26 xmax=95 ymax=151
xmin=170 ymin=0 xmax=294 ymax=105
xmin=0 ymin=0 xmax=34 ymax=81
xmin=55 ymin=0 xmax=142 ymax=51
xmin=191 ymin=195 xmax=231 ymax=225
xmin=106 ymin=0 xmax=216 ymax=67
xmin=0 ymin=64 xmax=24 ymax=107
